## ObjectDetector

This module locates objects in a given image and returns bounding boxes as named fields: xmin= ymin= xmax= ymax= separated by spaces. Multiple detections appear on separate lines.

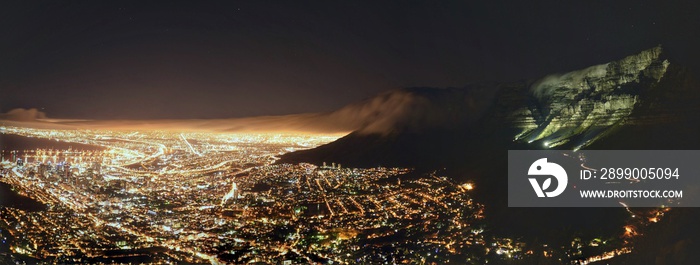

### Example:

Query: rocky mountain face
xmin=499 ymin=46 xmax=678 ymax=149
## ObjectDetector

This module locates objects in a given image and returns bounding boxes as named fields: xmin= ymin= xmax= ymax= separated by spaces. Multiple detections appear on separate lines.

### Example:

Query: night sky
xmin=2 ymin=1 xmax=699 ymax=119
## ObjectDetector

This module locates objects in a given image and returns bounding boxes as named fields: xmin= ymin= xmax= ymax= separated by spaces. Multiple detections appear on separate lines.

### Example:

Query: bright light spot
xmin=623 ymin=225 xmax=637 ymax=238
xmin=462 ymin=183 xmax=474 ymax=191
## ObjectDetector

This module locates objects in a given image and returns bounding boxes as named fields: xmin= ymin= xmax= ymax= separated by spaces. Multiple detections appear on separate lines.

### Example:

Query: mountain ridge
xmin=279 ymin=46 xmax=700 ymax=167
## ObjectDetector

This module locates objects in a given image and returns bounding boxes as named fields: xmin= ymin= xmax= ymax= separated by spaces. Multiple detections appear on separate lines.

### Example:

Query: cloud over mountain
xmin=327 ymin=86 xmax=495 ymax=135
xmin=0 ymin=108 xmax=47 ymax=121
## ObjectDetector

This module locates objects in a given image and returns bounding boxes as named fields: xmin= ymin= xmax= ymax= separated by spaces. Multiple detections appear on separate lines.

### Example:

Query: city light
xmin=0 ymin=126 xmax=516 ymax=264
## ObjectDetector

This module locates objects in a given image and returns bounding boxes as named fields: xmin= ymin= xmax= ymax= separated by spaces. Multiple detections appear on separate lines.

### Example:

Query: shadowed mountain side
xmin=276 ymin=83 xmax=520 ymax=167
xmin=277 ymin=127 xmax=483 ymax=168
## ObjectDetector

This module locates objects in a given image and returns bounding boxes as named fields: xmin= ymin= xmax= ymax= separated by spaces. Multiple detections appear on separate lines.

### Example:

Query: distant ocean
xmin=0 ymin=133 xmax=105 ymax=160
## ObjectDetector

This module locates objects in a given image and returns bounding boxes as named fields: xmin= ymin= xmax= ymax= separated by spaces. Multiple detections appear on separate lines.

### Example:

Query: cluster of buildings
xmin=0 ymin=126 xmax=635 ymax=264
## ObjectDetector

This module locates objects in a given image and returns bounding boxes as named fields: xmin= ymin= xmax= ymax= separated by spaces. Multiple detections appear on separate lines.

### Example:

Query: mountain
xmin=278 ymin=47 xmax=700 ymax=258
xmin=279 ymin=46 xmax=700 ymax=166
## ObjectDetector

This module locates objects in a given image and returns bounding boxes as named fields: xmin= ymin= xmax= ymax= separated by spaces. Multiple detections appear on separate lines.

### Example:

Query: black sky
xmin=1 ymin=1 xmax=699 ymax=119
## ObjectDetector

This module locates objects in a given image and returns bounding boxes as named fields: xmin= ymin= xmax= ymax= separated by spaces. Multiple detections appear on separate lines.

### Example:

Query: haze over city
xmin=2 ymin=1 xmax=700 ymax=264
